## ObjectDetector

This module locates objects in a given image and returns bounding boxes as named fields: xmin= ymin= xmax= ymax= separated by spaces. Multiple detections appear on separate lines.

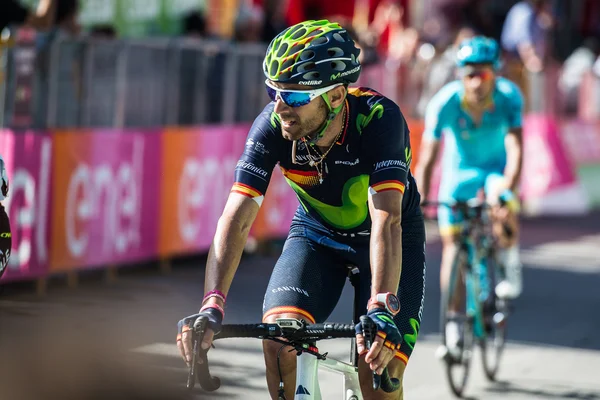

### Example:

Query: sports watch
xmin=367 ymin=292 xmax=400 ymax=316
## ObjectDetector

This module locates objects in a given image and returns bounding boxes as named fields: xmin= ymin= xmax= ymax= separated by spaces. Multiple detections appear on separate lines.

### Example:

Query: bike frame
xmin=454 ymin=205 xmax=497 ymax=340
xmin=295 ymin=351 xmax=362 ymax=400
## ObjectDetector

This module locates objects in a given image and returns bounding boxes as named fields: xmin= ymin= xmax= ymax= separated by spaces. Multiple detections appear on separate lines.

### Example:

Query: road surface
xmin=0 ymin=213 xmax=599 ymax=400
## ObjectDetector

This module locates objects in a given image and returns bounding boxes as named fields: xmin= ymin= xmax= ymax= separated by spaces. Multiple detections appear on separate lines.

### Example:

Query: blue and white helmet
xmin=456 ymin=36 xmax=502 ymax=70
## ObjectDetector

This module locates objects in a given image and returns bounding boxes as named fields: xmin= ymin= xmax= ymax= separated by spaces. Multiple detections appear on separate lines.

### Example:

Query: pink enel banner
xmin=159 ymin=125 xmax=299 ymax=256
xmin=159 ymin=125 xmax=249 ymax=256
xmin=0 ymin=130 xmax=52 ymax=282
xmin=559 ymin=119 xmax=600 ymax=166
xmin=50 ymin=130 xmax=161 ymax=271
xmin=520 ymin=114 xmax=579 ymax=201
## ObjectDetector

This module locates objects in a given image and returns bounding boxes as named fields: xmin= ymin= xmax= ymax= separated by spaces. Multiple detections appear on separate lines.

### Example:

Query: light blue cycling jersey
xmin=423 ymin=77 xmax=524 ymax=203
xmin=423 ymin=77 xmax=523 ymax=231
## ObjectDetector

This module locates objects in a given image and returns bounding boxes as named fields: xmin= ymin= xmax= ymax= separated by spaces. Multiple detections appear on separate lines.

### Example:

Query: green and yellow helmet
xmin=263 ymin=20 xmax=362 ymax=87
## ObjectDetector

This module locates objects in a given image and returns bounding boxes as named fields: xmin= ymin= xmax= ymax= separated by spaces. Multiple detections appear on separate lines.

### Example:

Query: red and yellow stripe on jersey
xmin=280 ymin=166 xmax=321 ymax=188
xmin=231 ymin=182 xmax=264 ymax=205
xmin=370 ymin=180 xmax=405 ymax=194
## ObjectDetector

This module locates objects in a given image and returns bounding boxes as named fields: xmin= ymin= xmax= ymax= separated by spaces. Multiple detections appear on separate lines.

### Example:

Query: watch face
xmin=387 ymin=294 xmax=400 ymax=313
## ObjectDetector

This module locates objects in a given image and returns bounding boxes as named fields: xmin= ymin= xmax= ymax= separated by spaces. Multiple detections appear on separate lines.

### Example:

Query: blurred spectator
xmin=370 ymin=0 xmax=405 ymax=57
xmin=501 ymin=0 xmax=551 ymax=74
xmin=501 ymin=0 xmax=552 ymax=110
xmin=260 ymin=0 xmax=288 ymax=43
xmin=233 ymin=4 xmax=265 ymax=43
xmin=558 ymin=37 xmax=600 ymax=114
xmin=0 ymin=0 xmax=57 ymax=32
xmin=182 ymin=11 xmax=207 ymax=38
xmin=416 ymin=26 xmax=476 ymax=118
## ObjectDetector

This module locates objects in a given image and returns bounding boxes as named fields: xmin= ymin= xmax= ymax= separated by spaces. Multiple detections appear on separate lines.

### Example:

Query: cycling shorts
xmin=262 ymin=214 xmax=426 ymax=364
xmin=437 ymin=168 xmax=505 ymax=235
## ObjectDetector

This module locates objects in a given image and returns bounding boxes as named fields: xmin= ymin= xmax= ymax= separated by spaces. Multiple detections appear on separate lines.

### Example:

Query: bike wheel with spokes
xmin=440 ymin=248 xmax=474 ymax=398
xmin=444 ymin=314 xmax=475 ymax=398
xmin=480 ymin=254 xmax=508 ymax=381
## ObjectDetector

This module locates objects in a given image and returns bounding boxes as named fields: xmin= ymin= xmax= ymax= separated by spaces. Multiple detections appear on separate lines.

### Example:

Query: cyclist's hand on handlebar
xmin=176 ymin=307 xmax=223 ymax=366
xmin=355 ymin=308 xmax=402 ymax=375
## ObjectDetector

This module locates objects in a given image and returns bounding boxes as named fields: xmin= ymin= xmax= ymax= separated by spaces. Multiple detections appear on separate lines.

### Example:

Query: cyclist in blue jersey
xmin=415 ymin=36 xmax=524 ymax=359
xmin=177 ymin=19 xmax=426 ymax=399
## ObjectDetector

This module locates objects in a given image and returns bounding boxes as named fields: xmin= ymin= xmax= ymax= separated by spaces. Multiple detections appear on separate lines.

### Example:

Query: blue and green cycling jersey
xmin=424 ymin=77 xmax=524 ymax=202
xmin=232 ymin=87 xmax=421 ymax=239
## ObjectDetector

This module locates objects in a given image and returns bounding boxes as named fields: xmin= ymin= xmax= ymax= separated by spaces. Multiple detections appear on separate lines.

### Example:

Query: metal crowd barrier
xmin=1 ymin=35 xmax=600 ymax=129
xmin=1 ymin=36 xmax=270 ymax=129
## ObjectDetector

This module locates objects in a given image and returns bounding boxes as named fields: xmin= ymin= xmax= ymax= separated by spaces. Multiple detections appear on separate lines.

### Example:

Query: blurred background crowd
xmin=1 ymin=0 xmax=600 ymax=130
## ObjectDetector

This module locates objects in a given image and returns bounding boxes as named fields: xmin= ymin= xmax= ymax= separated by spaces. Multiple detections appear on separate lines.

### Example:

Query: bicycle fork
xmin=464 ymin=241 xmax=486 ymax=339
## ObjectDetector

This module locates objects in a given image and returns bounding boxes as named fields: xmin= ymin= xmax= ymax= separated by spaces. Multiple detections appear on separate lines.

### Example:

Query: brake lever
xmin=186 ymin=316 xmax=208 ymax=390
xmin=360 ymin=315 xmax=381 ymax=391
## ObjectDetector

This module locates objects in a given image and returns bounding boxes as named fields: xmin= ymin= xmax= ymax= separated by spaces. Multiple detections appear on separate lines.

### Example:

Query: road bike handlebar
xmin=187 ymin=316 xmax=401 ymax=394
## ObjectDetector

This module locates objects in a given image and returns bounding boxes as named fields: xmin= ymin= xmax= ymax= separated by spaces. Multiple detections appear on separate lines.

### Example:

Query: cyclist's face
xmin=461 ymin=64 xmax=495 ymax=105
xmin=270 ymin=82 xmax=330 ymax=141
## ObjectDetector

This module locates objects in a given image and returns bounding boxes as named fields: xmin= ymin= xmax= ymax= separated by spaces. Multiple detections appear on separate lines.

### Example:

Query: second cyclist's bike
xmin=425 ymin=199 xmax=512 ymax=398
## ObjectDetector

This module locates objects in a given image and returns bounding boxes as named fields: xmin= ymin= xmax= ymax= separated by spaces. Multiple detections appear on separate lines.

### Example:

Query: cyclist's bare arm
xmin=415 ymin=138 xmax=441 ymax=201
xmin=203 ymin=192 xmax=260 ymax=303
xmin=179 ymin=193 xmax=259 ymax=359
xmin=503 ymin=127 xmax=523 ymax=192
xmin=368 ymin=189 xmax=404 ymax=296
xmin=358 ymin=190 xmax=403 ymax=370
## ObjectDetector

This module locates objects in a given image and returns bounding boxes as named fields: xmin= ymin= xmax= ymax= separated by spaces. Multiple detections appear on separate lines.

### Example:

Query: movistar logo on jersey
xmin=356 ymin=103 xmax=384 ymax=134
xmin=330 ymin=65 xmax=361 ymax=81
xmin=284 ymin=175 xmax=369 ymax=230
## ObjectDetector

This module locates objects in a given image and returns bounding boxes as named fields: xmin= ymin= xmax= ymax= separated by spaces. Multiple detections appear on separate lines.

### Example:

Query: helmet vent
xmin=288 ymin=24 xmax=303 ymax=36
xmin=276 ymin=43 xmax=289 ymax=58
xmin=269 ymin=60 xmax=279 ymax=77
xmin=291 ymin=27 xmax=307 ymax=40
xmin=299 ymin=50 xmax=315 ymax=61
xmin=327 ymin=47 xmax=344 ymax=57
xmin=297 ymin=61 xmax=316 ymax=72
xmin=279 ymin=71 xmax=292 ymax=80
xmin=289 ymin=43 xmax=305 ymax=55
xmin=332 ymin=32 xmax=345 ymax=42
xmin=312 ymin=36 xmax=328 ymax=46
xmin=302 ymin=71 xmax=321 ymax=80
xmin=281 ymin=58 xmax=294 ymax=70
xmin=331 ymin=60 xmax=346 ymax=71
xmin=306 ymin=29 xmax=321 ymax=38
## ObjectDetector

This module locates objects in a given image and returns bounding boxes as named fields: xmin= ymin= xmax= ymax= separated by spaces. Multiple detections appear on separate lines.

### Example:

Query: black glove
xmin=177 ymin=307 xmax=223 ymax=339
xmin=356 ymin=308 xmax=403 ymax=350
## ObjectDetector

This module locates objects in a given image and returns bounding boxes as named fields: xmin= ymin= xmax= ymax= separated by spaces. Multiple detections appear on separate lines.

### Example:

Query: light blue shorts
xmin=437 ymin=168 xmax=505 ymax=235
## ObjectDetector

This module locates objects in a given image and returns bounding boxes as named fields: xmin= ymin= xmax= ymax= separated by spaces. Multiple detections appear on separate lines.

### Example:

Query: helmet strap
xmin=306 ymin=93 xmax=345 ymax=146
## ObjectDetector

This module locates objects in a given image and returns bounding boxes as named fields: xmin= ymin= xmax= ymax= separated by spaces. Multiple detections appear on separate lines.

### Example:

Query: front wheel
xmin=480 ymin=253 xmax=508 ymax=381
